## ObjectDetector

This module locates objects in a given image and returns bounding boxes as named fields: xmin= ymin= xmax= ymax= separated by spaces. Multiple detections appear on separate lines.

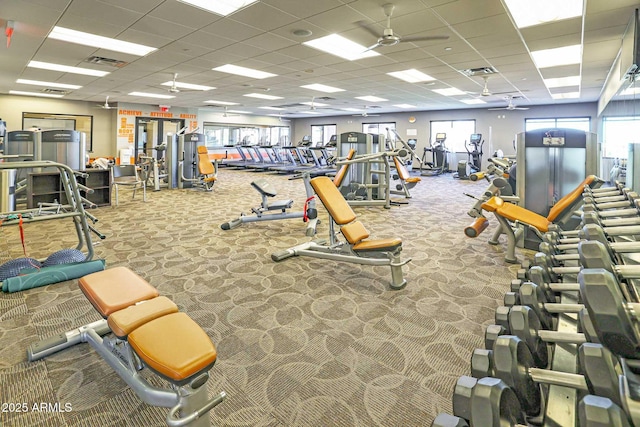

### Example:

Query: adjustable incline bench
xmin=272 ymin=176 xmax=410 ymax=289
xmin=392 ymin=156 xmax=421 ymax=198
xmin=467 ymin=175 xmax=603 ymax=263
xmin=28 ymin=267 xmax=226 ymax=427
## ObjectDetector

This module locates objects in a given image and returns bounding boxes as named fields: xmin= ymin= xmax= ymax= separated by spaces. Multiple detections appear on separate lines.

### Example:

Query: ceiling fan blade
xmin=487 ymin=107 xmax=508 ymax=111
xmin=363 ymin=42 xmax=381 ymax=52
xmin=401 ymin=35 xmax=450 ymax=43
xmin=513 ymin=107 xmax=529 ymax=110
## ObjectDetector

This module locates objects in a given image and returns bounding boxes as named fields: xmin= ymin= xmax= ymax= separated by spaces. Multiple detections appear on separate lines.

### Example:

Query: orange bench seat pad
xmin=482 ymin=196 xmax=550 ymax=232
xmin=341 ymin=221 xmax=370 ymax=244
xmin=353 ymin=238 xmax=402 ymax=252
xmin=128 ymin=312 xmax=217 ymax=382
xmin=311 ymin=176 xmax=357 ymax=225
xmin=79 ymin=267 xmax=159 ymax=317
xmin=547 ymin=175 xmax=597 ymax=222
xmin=107 ymin=296 xmax=178 ymax=338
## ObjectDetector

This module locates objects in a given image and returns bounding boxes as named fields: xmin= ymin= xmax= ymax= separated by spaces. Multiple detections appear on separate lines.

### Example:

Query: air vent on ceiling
xmin=85 ymin=56 xmax=129 ymax=68
xmin=461 ymin=66 xmax=498 ymax=77
xmin=42 ymin=88 xmax=70 ymax=95
xmin=315 ymin=96 xmax=335 ymax=101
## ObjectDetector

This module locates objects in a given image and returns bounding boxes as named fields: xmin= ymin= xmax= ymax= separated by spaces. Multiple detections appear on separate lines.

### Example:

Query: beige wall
xmin=0 ymin=94 xmax=116 ymax=157
xmin=0 ymin=94 xmax=600 ymax=160
xmin=291 ymin=102 xmax=599 ymax=157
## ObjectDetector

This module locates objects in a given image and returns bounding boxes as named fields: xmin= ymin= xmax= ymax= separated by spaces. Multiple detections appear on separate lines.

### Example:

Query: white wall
xmin=291 ymin=102 xmax=599 ymax=158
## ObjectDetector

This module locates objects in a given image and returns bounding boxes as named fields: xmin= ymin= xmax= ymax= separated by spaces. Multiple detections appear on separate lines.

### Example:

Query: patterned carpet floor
xmin=0 ymin=167 xmax=524 ymax=426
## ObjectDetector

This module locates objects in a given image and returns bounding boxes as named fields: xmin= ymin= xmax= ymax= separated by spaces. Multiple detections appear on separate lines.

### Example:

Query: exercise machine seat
xmin=128 ymin=312 xmax=217 ymax=383
xmin=251 ymin=179 xmax=277 ymax=197
xmin=393 ymin=157 xmax=421 ymax=184
xmin=333 ymin=149 xmax=356 ymax=187
xmin=311 ymin=176 xmax=403 ymax=252
xmin=197 ymin=146 xmax=217 ymax=182
xmin=482 ymin=196 xmax=550 ymax=232
xmin=341 ymin=221 xmax=370 ymax=243
xmin=108 ymin=296 xmax=178 ymax=338
xmin=79 ymin=266 xmax=158 ymax=317
xmin=312 ymin=176 xmax=357 ymax=225
xmin=547 ymin=175 xmax=598 ymax=222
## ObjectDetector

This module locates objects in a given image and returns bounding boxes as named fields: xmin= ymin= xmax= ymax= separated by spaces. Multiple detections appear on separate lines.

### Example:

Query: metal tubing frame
xmin=29 ymin=318 xmax=223 ymax=427
xmin=0 ymin=160 xmax=94 ymax=260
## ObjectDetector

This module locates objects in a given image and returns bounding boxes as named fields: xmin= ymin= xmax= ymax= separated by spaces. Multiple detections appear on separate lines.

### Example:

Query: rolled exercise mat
xmin=2 ymin=260 xmax=106 ymax=293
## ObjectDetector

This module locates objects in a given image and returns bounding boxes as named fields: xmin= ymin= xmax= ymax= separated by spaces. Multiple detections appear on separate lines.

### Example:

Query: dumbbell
xmin=430 ymin=413 xmax=468 ymax=427
xmin=578 ymin=268 xmax=640 ymax=359
xmin=525 ymin=240 xmax=640 ymax=289
xmin=478 ymin=303 xmax=588 ymax=370
xmin=451 ymin=375 xmax=525 ymax=425
xmin=579 ymin=395 xmax=632 ymax=427
xmin=539 ymin=224 xmax=640 ymax=264
xmin=491 ymin=335 xmax=622 ymax=417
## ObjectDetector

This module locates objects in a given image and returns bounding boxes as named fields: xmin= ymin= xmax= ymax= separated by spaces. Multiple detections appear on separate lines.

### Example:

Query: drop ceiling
xmin=0 ymin=0 xmax=638 ymax=117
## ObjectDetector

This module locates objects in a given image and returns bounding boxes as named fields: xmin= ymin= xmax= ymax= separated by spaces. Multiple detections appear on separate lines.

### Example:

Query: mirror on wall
xmin=22 ymin=112 xmax=94 ymax=152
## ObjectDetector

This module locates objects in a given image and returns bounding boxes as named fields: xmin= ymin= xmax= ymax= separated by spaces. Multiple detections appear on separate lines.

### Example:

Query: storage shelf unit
xmin=27 ymin=169 xmax=111 ymax=208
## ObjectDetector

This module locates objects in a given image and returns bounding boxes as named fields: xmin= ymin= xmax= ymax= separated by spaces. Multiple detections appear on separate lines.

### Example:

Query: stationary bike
xmin=454 ymin=133 xmax=484 ymax=180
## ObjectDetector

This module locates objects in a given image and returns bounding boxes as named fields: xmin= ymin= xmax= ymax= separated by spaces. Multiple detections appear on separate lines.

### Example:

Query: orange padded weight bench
xmin=28 ymin=266 xmax=226 ymax=427
xmin=272 ymin=176 xmax=410 ymax=289
xmin=392 ymin=156 xmax=421 ymax=198
xmin=468 ymin=175 xmax=603 ymax=263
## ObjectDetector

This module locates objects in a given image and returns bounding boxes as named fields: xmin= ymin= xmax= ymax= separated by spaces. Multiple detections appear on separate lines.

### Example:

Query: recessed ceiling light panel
xmin=213 ymin=64 xmax=276 ymax=79
xmin=504 ymin=0 xmax=583 ymax=29
xmin=177 ymin=0 xmax=257 ymax=16
xmin=543 ymin=75 xmax=581 ymax=88
xmin=387 ymin=69 xmax=435 ymax=83
xmin=432 ymin=87 xmax=466 ymax=96
xmin=16 ymin=79 xmax=81 ymax=90
xmin=531 ymin=44 xmax=581 ymax=68
xmin=204 ymin=100 xmax=239 ymax=105
xmin=28 ymin=60 xmax=110 ymax=77
xmin=9 ymin=90 xmax=65 ymax=98
xmin=128 ymin=91 xmax=175 ymax=99
xmin=161 ymin=81 xmax=215 ymax=91
xmin=49 ymin=26 xmax=156 ymax=56
xmin=460 ymin=99 xmax=486 ymax=105
xmin=303 ymin=34 xmax=380 ymax=61
xmin=393 ymin=104 xmax=416 ymax=108
xmin=244 ymin=93 xmax=283 ymax=100
xmin=301 ymin=84 xmax=345 ymax=93
xmin=355 ymin=95 xmax=388 ymax=102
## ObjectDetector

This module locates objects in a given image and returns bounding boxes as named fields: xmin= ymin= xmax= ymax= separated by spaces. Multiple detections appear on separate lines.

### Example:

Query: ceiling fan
xmin=361 ymin=3 xmax=449 ymax=51
xmin=96 ymin=96 xmax=115 ymax=109
xmin=167 ymin=73 xmax=180 ymax=93
xmin=488 ymin=95 xmax=529 ymax=111
xmin=353 ymin=106 xmax=380 ymax=117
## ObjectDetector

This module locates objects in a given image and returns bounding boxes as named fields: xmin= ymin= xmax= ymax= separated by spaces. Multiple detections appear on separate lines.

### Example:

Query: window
xmin=525 ymin=117 xmax=590 ymax=132
xmin=23 ymin=112 xmax=94 ymax=152
xmin=203 ymin=123 xmax=289 ymax=148
xmin=311 ymin=124 xmax=337 ymax=146
xmin=429 ymin=120 xmax=475 ymax=152
xmin=602 ymin=116 xmax=640 ymax=158
xmin=362 ymin=122 xmax=395 ymax=137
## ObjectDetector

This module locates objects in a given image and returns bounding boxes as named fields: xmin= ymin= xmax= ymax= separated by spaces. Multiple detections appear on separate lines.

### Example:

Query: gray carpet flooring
xmin=0 ymin=168 xmax=523 ymax=426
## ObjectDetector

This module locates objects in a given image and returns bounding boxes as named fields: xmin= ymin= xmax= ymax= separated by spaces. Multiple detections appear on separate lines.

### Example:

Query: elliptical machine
xmin=454 ymin=133 xmax=484 ymax=180
xmin=421 ymin=133 xmax=449 ymax=176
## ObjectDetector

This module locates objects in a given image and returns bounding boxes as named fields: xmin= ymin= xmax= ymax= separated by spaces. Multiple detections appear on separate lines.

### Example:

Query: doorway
xmin=134 ymin=117 xmax=184 ymax=160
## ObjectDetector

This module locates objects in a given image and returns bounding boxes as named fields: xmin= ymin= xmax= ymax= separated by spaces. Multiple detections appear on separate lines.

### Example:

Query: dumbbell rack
xmin=545 ymin=285 xmax=580 ymax=425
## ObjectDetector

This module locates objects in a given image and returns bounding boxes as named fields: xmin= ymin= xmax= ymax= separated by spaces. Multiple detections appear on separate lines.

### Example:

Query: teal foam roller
xmin=2 ymin=260 xmax=106 ymax=293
